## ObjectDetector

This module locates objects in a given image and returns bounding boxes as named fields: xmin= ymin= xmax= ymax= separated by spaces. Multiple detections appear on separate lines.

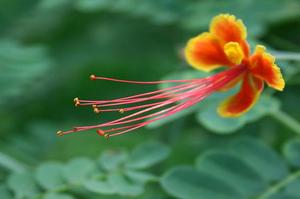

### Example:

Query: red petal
xmin=185 ymin=32 xmax=231 ymax=72
xmin=250 ymin=45 xmax=285 ymax=91
xmin=210 ymin=14 xmax=250 ymax=56
xmin=217 ymin=74 xmax=264 ymax=117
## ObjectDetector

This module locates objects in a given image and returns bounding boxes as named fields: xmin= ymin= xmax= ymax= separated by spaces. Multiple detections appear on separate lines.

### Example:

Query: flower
xmin=57 ymin=14 xmax=284 ymax=138
xmin=185 ymin=14 xmax=284 ymax=117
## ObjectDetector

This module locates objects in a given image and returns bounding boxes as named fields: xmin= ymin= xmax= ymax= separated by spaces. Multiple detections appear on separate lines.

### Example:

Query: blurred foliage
xmin=0 ymin=0 xmax=300 ymax=199
xmin=2 ymin=141 xmax=168 ymax=199
xmin=0 ymin=40 xmax=51 ymax=105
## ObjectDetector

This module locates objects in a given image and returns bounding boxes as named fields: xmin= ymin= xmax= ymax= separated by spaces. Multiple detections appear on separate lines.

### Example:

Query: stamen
xmin=96 ymin=129 xmax=105 ymax=136
xmin=93 ymin=108 xmax=101 ymax=114
xmin=89 ymin=75 xmax=196 ymax=84
xmin=58 ymin=65 xmax=247 ymax=138
xmin=90 ymin=74 xmax=96 ymax=80
xmin=74 ymin=97 xmax=80 ymax=107
xmin=56 ymin=131 xmax=64 ymax=136
xmin=92 ymin=104 xmax=101 ymax=113
xmin=104 ymin=134 xmax=110 ymax=139
xmin=77 ymin=81 xmax=198 ymax=107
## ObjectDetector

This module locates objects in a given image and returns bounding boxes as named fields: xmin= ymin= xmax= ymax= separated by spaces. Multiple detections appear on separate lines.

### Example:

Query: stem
xmin=274 ymin=51 xmax=300 ymax=61
xmin=270 ymin=110 xmax=300 ymax=135
xmin=256 ymin=170 xmax=300 ymax=199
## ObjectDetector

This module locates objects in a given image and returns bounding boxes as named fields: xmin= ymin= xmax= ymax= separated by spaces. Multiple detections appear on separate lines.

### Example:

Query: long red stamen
xmin=90 ymin=75 xmax=197 ymax=84
xmin=57 ymin=65 xmax=246 ymax=138
xmin=76 ymin=81 xmax=200 ymax=106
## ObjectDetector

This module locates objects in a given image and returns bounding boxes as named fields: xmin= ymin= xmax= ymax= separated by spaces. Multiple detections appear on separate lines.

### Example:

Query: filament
xmin=57 ymin=65 xmax=246 ymax=137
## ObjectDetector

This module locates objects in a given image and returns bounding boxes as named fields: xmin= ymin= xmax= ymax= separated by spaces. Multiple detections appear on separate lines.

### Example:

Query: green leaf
xmin=83 ymin=179 xmax=116 ymax=195
xmin=43 ymin=193 xmax=75 ymax=199
xmin=99 ymin=150 xmax=128 ymax=171
xmin=196 ymin=151 xmax=266 ymax=197
xmin=230 ymin=137 xmax=288 ymax=181
xmin=270 ymin=193 xmax=300 ymax=199
xmin=196 ymin=95 xmax=280 ymax=134
xmin=196 ymin=104 xmax=245 ymax=134
xmin=284 ymin=179 xmax=300 ymax=197
xmin=7 ymin=172 xmax=39 ymax=199
xmin=38 ymin=0 xmax=71 ymax=10
xmin=182 ymin=0 xmax=300 ymax=36
xmin=126 ymin=141 xmax=170 ymax=169
xmin=283 ymin=138 xmax=300 ymax=167
xmin=161 ymin=166 xmax=242 ymax=199
xmin=125 ymin=170 xmax=157 ymax=184
xmin=0 ymin=185 xmax=12 ymax=199
xmin=0 ymin=152 xmax=26 ymax=173
xmin=75 ymin=0 xmax=112 ymax=12
xmin=35 ymin=162 xmax=65 ymax=190
xmin=107 ymin=173 xmax=144 ymax=196
xmin=0 ymin=40 xmax=52 ymax=105
xmin=62 ymin=158 xmax=97 ymax=184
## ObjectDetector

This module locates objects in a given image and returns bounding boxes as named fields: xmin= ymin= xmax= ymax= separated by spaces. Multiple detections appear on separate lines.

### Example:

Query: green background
xmin=1 ymin=0 xmax=300 ymax=199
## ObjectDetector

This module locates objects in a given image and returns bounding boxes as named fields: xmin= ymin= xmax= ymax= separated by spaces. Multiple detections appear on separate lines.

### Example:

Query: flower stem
xmin=256 ymin=170 xmax=300 ymax=199
xmin=270 ymin=110 xmax=300 ymax=135
xmin=274 ymin=51 xmax=300 ymax=61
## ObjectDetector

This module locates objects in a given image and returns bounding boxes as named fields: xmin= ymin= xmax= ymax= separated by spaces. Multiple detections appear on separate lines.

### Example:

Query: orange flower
xmin=185 ymin=14 xmax=284 ymax=117
xmin=57 ymin=14 xmax=285 ymax=138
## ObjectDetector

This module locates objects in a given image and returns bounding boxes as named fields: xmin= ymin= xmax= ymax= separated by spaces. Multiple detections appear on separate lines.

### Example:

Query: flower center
xmin=224 ymin=42 xmax=244 ymax=65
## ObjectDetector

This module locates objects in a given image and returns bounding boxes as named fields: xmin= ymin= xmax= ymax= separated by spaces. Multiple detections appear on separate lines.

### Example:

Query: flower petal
xmin=210 ymin=14 xmax=249 ymax=56
xmin=185 ymin=32 xmax=231 ymax=72
xmin=249 ymin=45 xmax=285 ymax=91
xmin=217 ymin=74 xmax=264 ymax=117
xmin=218 ymin=73 xmax=243 ymax=92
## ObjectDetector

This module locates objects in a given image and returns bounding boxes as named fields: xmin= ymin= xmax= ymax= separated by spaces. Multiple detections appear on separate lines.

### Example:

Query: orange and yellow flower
xmin=57 ymin=14 xmax=285 ymax=138
xmin=185 ymin=14 xmax=284 ymax=117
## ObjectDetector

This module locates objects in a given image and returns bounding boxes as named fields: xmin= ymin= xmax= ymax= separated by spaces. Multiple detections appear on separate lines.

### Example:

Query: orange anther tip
xmin=56 ymin=131 xmax=64 ymax=136
xmin=94 ymin=108 xmax=100 ymax=114
xmin=104 ymin=134 xmax=110 ymax=139
xmin=75 ymin=101 xmax=80 ymax=107
xmin=96 ymin=129 xmax=105 ymax=136
xmin=90 ymin=74 xmax=96 ymax=80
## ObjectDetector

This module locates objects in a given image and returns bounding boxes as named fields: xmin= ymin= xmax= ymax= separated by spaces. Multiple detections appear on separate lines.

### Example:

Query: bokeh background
xmin=1 ymin=0 xmax=300 ymax=199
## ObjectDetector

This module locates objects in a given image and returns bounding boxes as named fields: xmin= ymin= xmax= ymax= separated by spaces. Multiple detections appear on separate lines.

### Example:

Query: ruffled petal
xmin=210 ymin=14 xmax=250 ymax=56
xmin=185 ymin=32 xmax=231 ymax=72
xmin=249 ymin=45 xmax=285 ymax=91
xmin=217 ymin=74 xmax=264 ymax=117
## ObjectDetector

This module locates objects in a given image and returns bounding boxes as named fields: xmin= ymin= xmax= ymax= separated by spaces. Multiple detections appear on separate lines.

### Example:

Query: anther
xmin=56 ymin=131 xmax=64 ymax=136
xmin=90 ymin=74 xmax=96 ymax=80
xmin=119 ymin=108 xmax=125 ymax=114
xmin=74 ymin=98 xmax=80 ymax=107
xmin=96 ymin=129 xmax=105 ymax=136
xmin=104 ymin=133 xmax=110 ymax=139
xmin=93 ymin=107 xmax=101 ymax=114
